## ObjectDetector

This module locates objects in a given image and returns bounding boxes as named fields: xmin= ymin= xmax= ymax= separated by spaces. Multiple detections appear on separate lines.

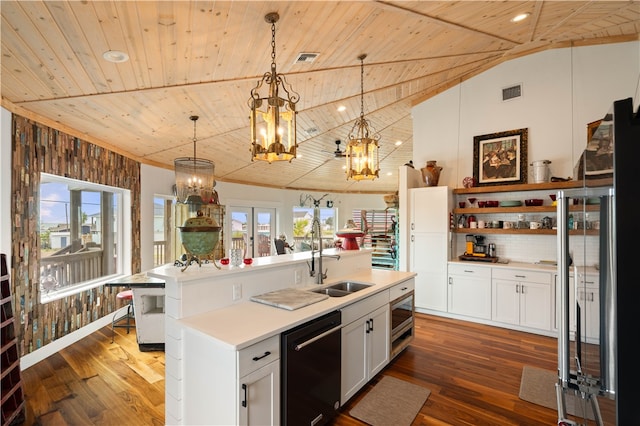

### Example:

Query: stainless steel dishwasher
xmin=281 ymin=310 xmax=341 ymax=426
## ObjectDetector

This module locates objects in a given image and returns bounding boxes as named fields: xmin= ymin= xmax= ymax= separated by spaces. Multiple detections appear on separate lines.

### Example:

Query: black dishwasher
xmin=281 ymin=310 xmax=342 ymax=426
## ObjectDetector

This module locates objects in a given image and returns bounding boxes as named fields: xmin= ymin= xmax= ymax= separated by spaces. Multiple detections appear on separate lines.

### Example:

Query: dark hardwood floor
xmin=20 ymin=313 xmax=606 ymax=425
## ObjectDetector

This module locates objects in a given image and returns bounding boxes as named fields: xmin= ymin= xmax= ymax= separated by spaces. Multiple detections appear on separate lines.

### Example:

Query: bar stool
xmin=112 ymin=289 xmax=134 ymax=343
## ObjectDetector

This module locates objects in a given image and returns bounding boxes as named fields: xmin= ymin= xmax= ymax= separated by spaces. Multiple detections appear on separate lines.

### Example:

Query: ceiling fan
xmin=330 ymin=140 xmax=346 ymax=159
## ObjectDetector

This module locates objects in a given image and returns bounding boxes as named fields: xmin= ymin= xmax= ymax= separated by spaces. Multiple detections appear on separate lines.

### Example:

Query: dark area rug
xmin=349 ymin=375 xmax=430 ymax=426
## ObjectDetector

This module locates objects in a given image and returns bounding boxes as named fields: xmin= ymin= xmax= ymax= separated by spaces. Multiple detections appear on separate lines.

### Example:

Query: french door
xmin=228 ymin=207 xmax=276 ymax=258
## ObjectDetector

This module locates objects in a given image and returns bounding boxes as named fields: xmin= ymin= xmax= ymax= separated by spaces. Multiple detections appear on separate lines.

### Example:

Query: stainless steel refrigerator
xmin=556 ymin=97 xmax=639 ymax=425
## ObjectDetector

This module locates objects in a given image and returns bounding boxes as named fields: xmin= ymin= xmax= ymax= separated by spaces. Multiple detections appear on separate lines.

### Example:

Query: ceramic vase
xmin=421 ymin=160 xmax=443 ymax=186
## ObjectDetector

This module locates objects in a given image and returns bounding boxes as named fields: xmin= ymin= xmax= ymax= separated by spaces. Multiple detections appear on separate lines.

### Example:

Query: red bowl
xmin=486 ymin=200 xmax=499 ymax=207
xmin=220 ymin=258 xmax=230 ymax=265
xmin=477 ymin=201 xmax=487 ymax=208
xmin=525 ymin=199 xmax=544 ymax=206
xmin=243 ymin=258 xmax=253 ymax=265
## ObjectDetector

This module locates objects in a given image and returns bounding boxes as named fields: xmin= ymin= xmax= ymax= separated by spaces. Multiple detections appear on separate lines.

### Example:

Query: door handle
xmin=252 ymin=351 xmax=271 ymax=361
xmin=241 ymin=384 xmax=247 ymax=407
xmin=294 ymin=324 xmax=341 ymax=351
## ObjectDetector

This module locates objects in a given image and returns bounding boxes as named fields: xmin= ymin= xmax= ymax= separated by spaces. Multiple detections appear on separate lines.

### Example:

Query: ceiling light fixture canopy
xmin=248 ymin=12 xmax=299 ymax=163
xmin=345 ymin=54 xmax=380 ymax=181
xmin=174 ymin=115 xmax=215 ymax=205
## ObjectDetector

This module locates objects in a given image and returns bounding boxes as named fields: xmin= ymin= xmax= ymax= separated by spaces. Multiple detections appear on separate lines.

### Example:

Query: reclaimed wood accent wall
xmin=10 ymin=115 xmax=141 ymax=356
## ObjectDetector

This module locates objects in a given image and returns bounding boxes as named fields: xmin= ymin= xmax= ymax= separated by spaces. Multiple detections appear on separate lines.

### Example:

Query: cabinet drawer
xmin=448 ymin=263 xmax=491 ymax=279
xmin=341 ymin=290 xmax=390 ymax=325
xmin=493 ymin=268 xmax=550 ymax=284
xmin=390 ymin=278 xmax=415 ymax=301
xmin=239 ymin=335 xmax=280 ymax=375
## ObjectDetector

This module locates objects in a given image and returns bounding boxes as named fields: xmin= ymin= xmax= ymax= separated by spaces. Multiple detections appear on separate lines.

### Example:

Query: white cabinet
xmin=341 ymin=291 xmax=390 ymax=404
xmin=409 ymin=187 xmax=452 ymax=312
xmin=239 ymin=361 xmax=280 ymax=426
xmin=182 ymin=331 xmax=280 ymax=425
xmin=492 ymin=269 xmax=551 ymax=331
xmin=238 ymin=336 xmax=281 ymax=426
xmin=447 ymin=263 xmax=492 ymax=319
xmin=575 ymin=273 xmax=599 ymax=342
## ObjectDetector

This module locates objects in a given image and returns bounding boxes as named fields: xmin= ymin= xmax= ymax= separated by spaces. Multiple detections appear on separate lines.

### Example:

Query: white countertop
xmin=448 ymin=259 xmax=599 ymax=275
xmin=178 ymin=269 xmax=416 ymax=350
xmin=148 ymin=248 xmax=369 ymax=283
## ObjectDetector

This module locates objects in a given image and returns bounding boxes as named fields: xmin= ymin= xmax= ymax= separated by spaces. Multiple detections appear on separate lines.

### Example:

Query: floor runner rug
xmin=349 ymin=375 xmax=430 ymax=426
xmin=519 ymin=365 xmax=595 ymax=420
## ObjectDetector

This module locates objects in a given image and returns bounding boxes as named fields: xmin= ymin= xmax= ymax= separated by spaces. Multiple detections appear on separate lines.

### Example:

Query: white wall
xmin=140 ymin=165 xmax=386 ymax=271
xmin=411 ymin=41 xmax=639 ymax=264
xmin=413 ymin=41 xmax=639 ymax=188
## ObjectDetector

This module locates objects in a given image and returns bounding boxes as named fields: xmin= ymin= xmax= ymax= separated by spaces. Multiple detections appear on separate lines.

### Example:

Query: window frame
xmin=39 ymin=173 xmax=132 ymax=303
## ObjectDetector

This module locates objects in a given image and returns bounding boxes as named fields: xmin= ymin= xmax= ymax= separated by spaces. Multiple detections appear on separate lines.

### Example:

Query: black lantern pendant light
xmin=248 ymin=12 xmax=300 ymax=163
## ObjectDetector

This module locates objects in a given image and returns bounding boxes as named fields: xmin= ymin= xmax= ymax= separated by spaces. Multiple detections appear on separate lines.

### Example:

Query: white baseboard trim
xmin=20 ymin=306 xmax=129 ymax=371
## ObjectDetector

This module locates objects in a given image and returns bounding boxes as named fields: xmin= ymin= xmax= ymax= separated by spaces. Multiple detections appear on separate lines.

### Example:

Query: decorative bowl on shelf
xmin=499 ymin=200 xmax=523 ymax=207
xmin=486 ymin=200 xmax=499 ymax=207
xmin=477 ymin=201 xmax=487 ymax=208
xmin=525 ymin=199 xmax=544 ymax=206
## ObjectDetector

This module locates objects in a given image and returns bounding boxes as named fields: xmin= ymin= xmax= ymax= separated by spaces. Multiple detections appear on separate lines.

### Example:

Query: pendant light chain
xmin=192 ymin=116 xmax=198 ymax=159
xmin=271 ymin=21 xmax=277 ymax=68
xmin=359 ymin=55 xmax=365 ymax=120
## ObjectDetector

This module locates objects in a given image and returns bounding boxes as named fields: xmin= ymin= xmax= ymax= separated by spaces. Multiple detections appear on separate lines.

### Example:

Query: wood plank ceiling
xmin=2 ymin=1 xmax=638 ymax=193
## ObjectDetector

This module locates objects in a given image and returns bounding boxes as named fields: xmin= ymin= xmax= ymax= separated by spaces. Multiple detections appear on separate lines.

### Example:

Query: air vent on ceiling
xmin=294 ymin=52 xmax=319 ymax=64
xmin=502 ymin=84 xmax=522 ymax=101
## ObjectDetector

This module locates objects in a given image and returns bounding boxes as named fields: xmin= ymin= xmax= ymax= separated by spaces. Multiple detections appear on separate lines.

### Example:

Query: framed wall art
xmin=473 ymin=128 xmax=528 ymax=186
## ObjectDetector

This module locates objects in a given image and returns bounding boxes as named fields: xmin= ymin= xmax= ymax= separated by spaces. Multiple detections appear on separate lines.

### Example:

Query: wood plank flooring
xmin=19 ymin=313 xmax=592 ymax=425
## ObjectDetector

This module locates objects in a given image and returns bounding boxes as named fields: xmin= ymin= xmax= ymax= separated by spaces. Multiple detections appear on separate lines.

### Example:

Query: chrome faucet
xmin=307 ymin=197 xmax=340 ymax=284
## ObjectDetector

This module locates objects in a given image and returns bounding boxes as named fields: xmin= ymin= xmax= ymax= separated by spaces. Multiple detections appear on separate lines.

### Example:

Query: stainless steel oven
xmin=390 ymin=290 xmax=414 ymax=359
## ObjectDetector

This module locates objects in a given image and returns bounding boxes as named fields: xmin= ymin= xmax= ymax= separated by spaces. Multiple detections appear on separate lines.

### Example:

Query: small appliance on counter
xmin=460 ymin=235 xmax=498 ymax=262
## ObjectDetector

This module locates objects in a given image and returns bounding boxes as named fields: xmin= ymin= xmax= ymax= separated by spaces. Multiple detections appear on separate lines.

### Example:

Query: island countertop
xmin=178 ymin=268 xmax=416 ymax=350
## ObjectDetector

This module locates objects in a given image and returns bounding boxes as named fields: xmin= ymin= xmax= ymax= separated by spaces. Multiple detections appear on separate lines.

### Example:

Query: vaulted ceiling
xmin=2 ymin=1 xmax=638 ymax=193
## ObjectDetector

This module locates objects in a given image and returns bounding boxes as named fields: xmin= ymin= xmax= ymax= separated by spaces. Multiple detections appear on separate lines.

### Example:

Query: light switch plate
xmin=233 ymin=283 xmax=242 ymax=301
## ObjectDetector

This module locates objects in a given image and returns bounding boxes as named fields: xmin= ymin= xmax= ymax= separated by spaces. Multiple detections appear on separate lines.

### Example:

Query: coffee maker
xmin=465 ymin=234 xmax=487 ymax=255
xmin=473 ymin=235 xmax=487 ymax=254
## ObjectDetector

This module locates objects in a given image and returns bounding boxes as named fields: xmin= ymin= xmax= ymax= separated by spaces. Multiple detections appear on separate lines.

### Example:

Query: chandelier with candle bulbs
xmin=345 ymin=54 xmax=380 ymax=181
xmin=174 ymin=115 xmax=215 ymax=205
xmin=248 ymin=12 xmax=299 ymax=163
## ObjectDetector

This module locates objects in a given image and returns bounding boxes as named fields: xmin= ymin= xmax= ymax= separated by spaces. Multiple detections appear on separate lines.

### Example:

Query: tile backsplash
xmin=453 ymin=233 xmax=600 ymax=267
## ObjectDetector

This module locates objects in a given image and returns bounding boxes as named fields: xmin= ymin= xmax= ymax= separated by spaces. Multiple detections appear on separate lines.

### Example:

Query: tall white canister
xmin=530 ymin=160 xmax=551 ymax=183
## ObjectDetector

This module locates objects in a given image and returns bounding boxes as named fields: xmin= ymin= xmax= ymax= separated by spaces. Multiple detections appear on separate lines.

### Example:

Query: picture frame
xmin=473 ymin=128 xmax=528 ymax=186
xmin=584 ymin=118 xmax=613 ymax=177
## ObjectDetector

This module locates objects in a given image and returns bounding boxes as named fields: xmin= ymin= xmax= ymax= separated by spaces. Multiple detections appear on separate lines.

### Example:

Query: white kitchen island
xmin=147 ymin=249 xmax=416 ymax=425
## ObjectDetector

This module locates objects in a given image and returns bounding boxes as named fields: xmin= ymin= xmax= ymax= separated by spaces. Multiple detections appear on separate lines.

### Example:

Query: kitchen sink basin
xmin=312 ymin=288 xmax=352 ymax=297
xmin=326 ymin=281 xmax=372 ymax=292
xmin=311 ymin=281 xmax=372 ymax=297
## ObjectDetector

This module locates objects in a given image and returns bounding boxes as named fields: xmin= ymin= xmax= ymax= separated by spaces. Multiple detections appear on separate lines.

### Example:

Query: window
xmin=39 ymin=173 xmax=131 ymax=302
xmin=292 ymin=207 xmax=336 ymax=251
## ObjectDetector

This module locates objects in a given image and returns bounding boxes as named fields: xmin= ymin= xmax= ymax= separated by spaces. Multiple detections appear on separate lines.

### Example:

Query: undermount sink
xmin=326 ymin=281 xmax=372 ymax=292
xmin=311 ymin=281 xmax=372 ymax=297
xmin=312 ymin=288 xmax=352 ymax=297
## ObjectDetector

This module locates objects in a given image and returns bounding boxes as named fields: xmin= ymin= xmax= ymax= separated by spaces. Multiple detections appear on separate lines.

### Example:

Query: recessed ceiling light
xmin=341 ymin=165 xmax=346 ymax=170
xmin=103 ymin=50 xmax=129 ymax=63
xmin=511 ymin=13 xmax=530 ymax=23
xmin=386 ymin=172 xmax=393 ymax=176
xmin=395 ymin=140 xmax=403 ymax=146
xmin=337 ymin=105 xmax=346 ymax=112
